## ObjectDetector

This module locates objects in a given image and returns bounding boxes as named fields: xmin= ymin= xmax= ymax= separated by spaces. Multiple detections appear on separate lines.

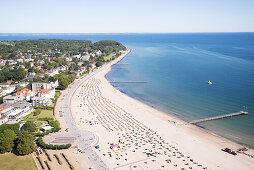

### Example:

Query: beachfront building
xmin=31 ymin=96 xmax=52 ymax=106
xmin=37 ymin=89 xmax=55 ymax=99
xmin=0 ymin=106 xmax=12 ymax=125
xmin=16 ymin=88 xmax=34 ymax=101
xmin=0 ymin=101 xmax=33 ymax=124
xmin=3 ymin=95 xmax=23 ymax=104
xmin=32 ymin=82 xmax=53 ymax=95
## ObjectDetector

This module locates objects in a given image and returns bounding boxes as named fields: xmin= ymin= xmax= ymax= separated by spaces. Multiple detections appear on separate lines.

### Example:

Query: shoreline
xmin=105 ymin=51 xmax=249 ymax=149
xmin=70 ymin=49 xmax=254 ymax=169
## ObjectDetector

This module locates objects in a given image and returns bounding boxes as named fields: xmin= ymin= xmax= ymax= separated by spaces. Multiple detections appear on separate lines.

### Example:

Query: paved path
xmin=48 ymin=50 xmax=130 ymax=170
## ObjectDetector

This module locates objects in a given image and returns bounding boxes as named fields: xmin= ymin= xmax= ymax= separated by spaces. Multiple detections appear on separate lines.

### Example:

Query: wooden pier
xmin=110 ymin=81 xmax=147 ymax=84
xmin=190 ymin=111 xmax=248 ymax=124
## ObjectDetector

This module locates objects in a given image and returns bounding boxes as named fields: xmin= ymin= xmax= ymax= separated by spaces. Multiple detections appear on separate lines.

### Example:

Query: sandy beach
xmin=63 ymin=49 xmax=254 ymax=170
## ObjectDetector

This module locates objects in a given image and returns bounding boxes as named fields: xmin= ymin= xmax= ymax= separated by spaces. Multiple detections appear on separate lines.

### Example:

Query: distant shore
xmin=70 ymin=49 xmax=254 ymax=169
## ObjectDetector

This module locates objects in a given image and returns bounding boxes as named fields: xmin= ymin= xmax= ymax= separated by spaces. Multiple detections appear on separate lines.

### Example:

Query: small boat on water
xmin=208 ymin=80 xmax=212 ymax=85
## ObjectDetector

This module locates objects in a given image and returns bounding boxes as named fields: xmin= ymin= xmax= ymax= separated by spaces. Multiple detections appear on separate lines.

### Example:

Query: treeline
xmin=0 ymin=67 xmax=25 ymax=83
xmin=92 ymin=40 xmax=126 ymax=55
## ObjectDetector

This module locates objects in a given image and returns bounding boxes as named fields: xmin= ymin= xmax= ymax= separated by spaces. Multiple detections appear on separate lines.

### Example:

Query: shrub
xmin=36 ymin=137 xmax=71 ymax=150
xmin=44 ymin=160 xmax=51 ymax=170
xmin=54 ymin=154 xmax=62 ymax=165
xmin=37 ymin=156 xmax=45 ymax=169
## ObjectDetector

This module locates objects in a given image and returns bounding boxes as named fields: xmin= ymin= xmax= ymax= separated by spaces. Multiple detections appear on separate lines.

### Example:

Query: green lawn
xmin=24 ymin=109 xmax=54 ymax=122
xmin=0 ymin=153 xmax=37 ymax=170
xmin=104 ymin=54 xmax=114 ymax=61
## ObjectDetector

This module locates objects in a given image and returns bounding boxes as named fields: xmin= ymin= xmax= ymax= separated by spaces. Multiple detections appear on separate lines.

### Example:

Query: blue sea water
xmin=1 ymin=33 xmax=254 ymax=148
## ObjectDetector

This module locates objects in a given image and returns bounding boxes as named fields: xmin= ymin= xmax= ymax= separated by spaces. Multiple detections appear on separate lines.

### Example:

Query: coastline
xmin=69 ymin=49 xmax=254 ymax=169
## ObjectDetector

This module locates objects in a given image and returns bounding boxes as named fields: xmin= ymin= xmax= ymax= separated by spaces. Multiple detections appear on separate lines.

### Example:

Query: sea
xmin=0 ymin=33 xmax=253 ymax=148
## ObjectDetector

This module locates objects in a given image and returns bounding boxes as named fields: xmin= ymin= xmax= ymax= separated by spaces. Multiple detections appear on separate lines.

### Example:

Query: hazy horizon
xmin=1 ymin=0 xmax=254 ymax=33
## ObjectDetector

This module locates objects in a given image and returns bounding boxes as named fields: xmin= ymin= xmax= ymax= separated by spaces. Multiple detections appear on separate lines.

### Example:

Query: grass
xmin=0 ymin=153 xmax=37 ymax=170
xmin=104 ymin=54 xmax=113 ymax=61
xmin=24 ymin=109 xmax=54 ymax=122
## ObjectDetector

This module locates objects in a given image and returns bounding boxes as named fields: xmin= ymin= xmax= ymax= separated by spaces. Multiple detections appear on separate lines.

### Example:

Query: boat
xmin=208 ymin=80 xmax=212 ymax=85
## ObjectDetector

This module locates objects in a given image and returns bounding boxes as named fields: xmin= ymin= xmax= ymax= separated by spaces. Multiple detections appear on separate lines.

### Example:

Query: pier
xmin=110 ymin=81 xmax=147 ymax=84
xmin=190 ymin=111 xmax=248 ymax=124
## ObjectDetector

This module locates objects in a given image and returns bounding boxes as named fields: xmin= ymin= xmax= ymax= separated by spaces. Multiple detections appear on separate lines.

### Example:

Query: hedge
xmin=44 ymin=160 xmax=51 ymax=170
xmin=54 ymin=154 xmax=62 ymax=165
xmin=61 ymin=153 xmax=74 ymax=169
xmin=45 ymin=151 xmax=52 ymax=161
xmin=37 ymin=156 xmax=45 ymax=169
xmin=36 ymin=137 xmax=71 ymax=150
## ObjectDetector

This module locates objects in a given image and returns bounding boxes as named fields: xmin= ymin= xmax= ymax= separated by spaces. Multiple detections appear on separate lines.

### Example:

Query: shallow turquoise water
xmin=1 ymin=33 xmax=254 ymax=147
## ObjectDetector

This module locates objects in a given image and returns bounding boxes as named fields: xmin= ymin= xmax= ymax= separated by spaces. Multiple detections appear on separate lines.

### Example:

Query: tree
xmin=49 ymin=120 xmax=60 ymax=129
xmin=14 ymin=131 xmax=35 ymax=155
xmin=0 ymin=129 xmax=16 ymax=153
xmin=0 ymin=123 xmax=20 ymax=134
xmin=33 ymin=109 xmax=41 ymax=116
xmin=22 ymin=121 xmax=37 ymax=132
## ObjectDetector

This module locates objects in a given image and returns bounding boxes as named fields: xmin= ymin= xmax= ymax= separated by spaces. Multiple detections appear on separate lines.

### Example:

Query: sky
xmin=0 ymin=0 xmax=254 ymax=33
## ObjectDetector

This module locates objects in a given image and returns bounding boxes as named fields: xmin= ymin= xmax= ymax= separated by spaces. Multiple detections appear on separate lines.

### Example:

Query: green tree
xmin=22 ymin=121 xmax=37 ymax=132
xmin=14 ymin=131 xmax=35 ymax=155
xmin=49 ymin=120 xmax=60 ymax=129
xmin=0 ymin=129 xmax=16 ymax=153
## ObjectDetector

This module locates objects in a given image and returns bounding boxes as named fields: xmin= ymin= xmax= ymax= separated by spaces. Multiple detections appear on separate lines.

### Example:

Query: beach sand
xmin=67 ymin=49 xmax=254 ymax=170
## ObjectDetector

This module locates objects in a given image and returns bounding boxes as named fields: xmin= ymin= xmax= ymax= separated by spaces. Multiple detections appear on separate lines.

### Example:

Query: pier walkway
xmin=110 ymin=81 xmax=147 ymax=84
xmin=190 ymin=111 xmax=248 ymax=124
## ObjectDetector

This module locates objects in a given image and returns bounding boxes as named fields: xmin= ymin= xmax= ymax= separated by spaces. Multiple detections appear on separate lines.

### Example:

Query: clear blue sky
xmin=0 ymin=0 xmax=254 ymax=33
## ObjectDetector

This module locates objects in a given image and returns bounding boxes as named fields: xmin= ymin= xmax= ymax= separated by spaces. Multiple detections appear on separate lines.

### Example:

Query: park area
xmin=0 ymin=153 xmax=37 ymax=170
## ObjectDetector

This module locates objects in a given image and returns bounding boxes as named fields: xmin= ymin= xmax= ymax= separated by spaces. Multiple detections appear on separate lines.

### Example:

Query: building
xmin=50 ymin=79 xmax=59 ymax=88
xmin=3 ymin=95 xmax=22 ymax=104
xmin=32 ymin=82 xmax=53 ymax=95
xmin=16 ymin=88 xmax=34 ymax=101
xmin=0 ymin=106 xmax=12 ymax=125
xmin=55 ymin=65 xmax=67 ymax=72
xmin=37 ymin=88 xmax=55 ymax=99
xmin=31 ymin=96 xmax=52 ymax=106
xmin=0 ymin=90 xmax=6 ymax=97
xmin=45 ymin=69 xmax=59 ymax=76
xmin=0 ymin=101 xmax=33 ymax=124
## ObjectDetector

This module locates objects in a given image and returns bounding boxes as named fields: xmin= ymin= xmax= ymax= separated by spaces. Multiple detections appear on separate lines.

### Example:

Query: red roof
xmin=17 ymin=88 xmax=31 ymax=96
xmin=39 ymin=89 xmax=50 ymax=94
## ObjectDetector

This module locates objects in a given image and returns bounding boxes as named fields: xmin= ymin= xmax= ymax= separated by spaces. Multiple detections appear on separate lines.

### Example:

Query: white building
xmin=45 ymin=69 xmax=59 ymax=77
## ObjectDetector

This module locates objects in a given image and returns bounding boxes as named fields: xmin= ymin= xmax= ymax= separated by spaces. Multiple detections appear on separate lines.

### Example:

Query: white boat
xmin=208 ymin=80 xmax=212 ymax=85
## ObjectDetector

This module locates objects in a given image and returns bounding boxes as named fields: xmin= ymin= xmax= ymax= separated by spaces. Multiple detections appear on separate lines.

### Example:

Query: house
xmin=17 ymin=82 xmax=29 ymax=87
xmin=37 ymin=88 xmax=55 ymax=99
xmin=80 ymin=55 xmax=90 ymax=61
xmin=0 ymin=86 xmax=16 ymax=94
xmin=0 ymin=59 xmax=6 ymax=66
xmin=17 ymin=58 xmax=24 ymax=63
xmin=0 ymin=80 xmax=13 ymax=88
xmin=90 ymin=62 xmax=96 ymax=69
xmin=34 ymin=66 xmax=43 ymax=70
xmin=8 ymin=60 xmax=17 ymax=65
xmin=55 ymin=65 xmax=67 ymax=72
xmin=77 ymin=62 xmax=83 ymax=66
xmin=24 ymin=58 xmax=34 ymax=63
xmin=50 ymin=79 xmax=59 ymax=88
xmin=16 ymin=88 xmax=34 ymax=101
xmin=0 ymin=90 xmax=6 ymax=97
xmin=30 ymin=62 xmax=35 ymax=67
xmin=45 ymin=69 xmax=58 ymax=76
